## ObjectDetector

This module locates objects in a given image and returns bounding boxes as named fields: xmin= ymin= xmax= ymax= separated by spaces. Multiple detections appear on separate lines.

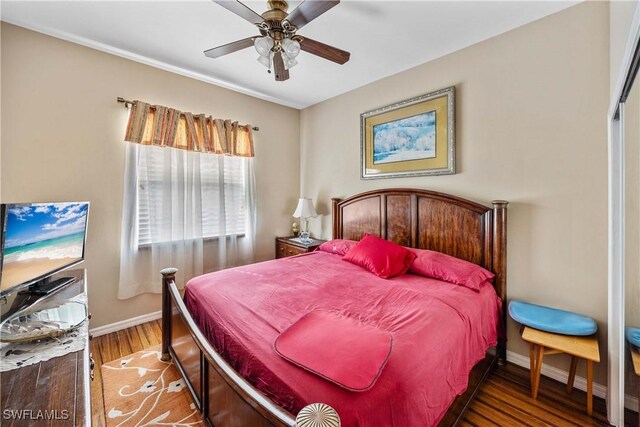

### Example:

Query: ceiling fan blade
xmin=299 ymin=37 xmax=350 ymax=64
xmin=285 ymin=0 xmax=339 ymax=30
xmin=213 ymin=0 xmax=264 ymax=25
xmin=273 ymin=52 xmax=290 ymax=81
xmin=204 ymin=37 xmax=256 ymax=58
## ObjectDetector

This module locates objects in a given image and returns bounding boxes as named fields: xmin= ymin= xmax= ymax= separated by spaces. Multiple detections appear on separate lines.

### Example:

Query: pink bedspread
xmin=184 ymin=251 xmax=502 ymax=427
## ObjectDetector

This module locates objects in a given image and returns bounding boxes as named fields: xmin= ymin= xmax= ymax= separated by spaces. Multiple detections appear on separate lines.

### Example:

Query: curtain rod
xmin=116 ymin=97 xmax=259 ymax=131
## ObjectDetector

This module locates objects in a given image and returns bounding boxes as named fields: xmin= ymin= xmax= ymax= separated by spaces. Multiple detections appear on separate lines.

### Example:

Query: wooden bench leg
xmin=567 ymin=355 xmax=578 ymax=394
xmin=586 ymin=359 xmax=593 ymax=416
xmin=532 ymin=344 xmax=544 ymax=399
xmin=529 ymin=342 xmax=535 ymax=391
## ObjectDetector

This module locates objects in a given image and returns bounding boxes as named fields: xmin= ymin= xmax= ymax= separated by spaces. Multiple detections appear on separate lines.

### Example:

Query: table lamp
xmin=292 ymin=198 xmax=317 ymax=244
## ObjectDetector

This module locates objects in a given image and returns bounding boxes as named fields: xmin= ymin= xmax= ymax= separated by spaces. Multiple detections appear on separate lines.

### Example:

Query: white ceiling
xmin=1 ymin=1 xmax=578 ymax=109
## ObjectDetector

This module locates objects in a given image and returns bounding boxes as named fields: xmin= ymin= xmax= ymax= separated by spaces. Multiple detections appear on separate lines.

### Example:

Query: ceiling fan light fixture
xmin=281 ymin=38 xmax=301 ymax=58
xmin=207 ymin=0 xmax=350 ymax=82
xmin=284 ymin=57 xmax=298 ymax=70
xmin=257 ymin=54 xmax=272 ymax=69
xmin=254 ymin=36 xmax=274 ymax=57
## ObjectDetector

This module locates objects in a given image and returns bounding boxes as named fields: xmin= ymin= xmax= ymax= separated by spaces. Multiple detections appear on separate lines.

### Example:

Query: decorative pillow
xmin=274 ymin=310 xmax=392 ymax=392
xmin=318 ymin=239 xmax=358 ymax=256
xmin=343 ymin=234 xmax=416 ymax=279
xmin=409 ymin=248 xmax=495 ymax=291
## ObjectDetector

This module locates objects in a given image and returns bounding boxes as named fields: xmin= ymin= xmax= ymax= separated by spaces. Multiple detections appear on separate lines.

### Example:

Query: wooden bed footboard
xmin=160 ymin=268 xmax=299 ymax=427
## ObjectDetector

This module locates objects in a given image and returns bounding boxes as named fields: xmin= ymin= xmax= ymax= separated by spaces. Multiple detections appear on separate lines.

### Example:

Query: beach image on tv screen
xmin=1 ymin=203 xmax=88 ymax=291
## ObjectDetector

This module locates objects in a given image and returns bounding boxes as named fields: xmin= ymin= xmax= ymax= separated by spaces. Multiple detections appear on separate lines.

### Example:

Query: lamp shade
xmin=293 ymin=198 xmax=317 ymax=219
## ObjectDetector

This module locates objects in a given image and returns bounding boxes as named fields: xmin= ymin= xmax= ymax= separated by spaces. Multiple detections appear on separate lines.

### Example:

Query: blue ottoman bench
xmin=508 ymin=301 xmax=600 ymax=416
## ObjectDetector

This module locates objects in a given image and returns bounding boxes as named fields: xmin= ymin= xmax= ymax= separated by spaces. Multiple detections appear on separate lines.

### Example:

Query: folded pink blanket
xmin=274 ymin=310 xmax=392 ymax=391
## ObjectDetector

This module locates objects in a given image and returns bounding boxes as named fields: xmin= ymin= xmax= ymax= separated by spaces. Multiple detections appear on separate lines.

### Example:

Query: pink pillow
xmin=318 ymin=239 xmax=357 ymax=256
xmin=409 ymin=248 xmax=495 ymax=291
xmin=343 ymin=234 xmax=416 ymax=279
xmin=274 ymin=310 xmax=392 ymax=391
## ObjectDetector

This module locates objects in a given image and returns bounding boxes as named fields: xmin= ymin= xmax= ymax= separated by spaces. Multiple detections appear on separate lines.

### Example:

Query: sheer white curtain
xmin=118 ymin=142 xmax=256 ymax=299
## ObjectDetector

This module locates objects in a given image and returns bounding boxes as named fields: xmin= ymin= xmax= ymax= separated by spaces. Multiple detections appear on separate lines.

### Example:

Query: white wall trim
xmin=0 ymin=18 xmax=303 ymax=110
xmin=89 ymin=310 xmax=162 ymax=337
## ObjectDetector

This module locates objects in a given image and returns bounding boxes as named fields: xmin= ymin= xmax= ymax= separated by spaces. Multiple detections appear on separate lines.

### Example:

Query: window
xmin=119 ymin=100 xmax=257 ymax=298
xmin=136 ymin=146 xmax=248 ymax=246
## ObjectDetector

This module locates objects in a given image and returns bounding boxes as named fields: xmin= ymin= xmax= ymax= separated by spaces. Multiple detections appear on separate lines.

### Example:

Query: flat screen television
xmin=0 ymin=202 xmax=89 ymax=297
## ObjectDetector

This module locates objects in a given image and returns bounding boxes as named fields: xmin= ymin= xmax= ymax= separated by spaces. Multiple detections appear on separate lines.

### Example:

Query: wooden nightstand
xmin=275 ymin=236 xmax=325 ymax=259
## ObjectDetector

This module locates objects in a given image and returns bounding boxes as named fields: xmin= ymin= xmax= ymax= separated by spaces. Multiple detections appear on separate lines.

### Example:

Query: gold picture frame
xmin=361 ymin=86 xmax=455 ymax=179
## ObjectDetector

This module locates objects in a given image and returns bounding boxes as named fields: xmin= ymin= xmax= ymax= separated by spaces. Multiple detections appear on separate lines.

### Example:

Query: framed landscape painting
xmin=361 ymin=86 xmax=455 ymax=179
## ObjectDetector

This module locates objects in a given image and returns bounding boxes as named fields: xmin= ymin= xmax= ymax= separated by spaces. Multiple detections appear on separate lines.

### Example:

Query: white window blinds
xmin=137 ymin=146 xmax=247 ymax=246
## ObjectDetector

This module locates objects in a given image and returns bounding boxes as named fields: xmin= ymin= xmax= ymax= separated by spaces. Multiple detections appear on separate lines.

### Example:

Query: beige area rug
xmin=101 ymin=345 xmax=203 ymax=426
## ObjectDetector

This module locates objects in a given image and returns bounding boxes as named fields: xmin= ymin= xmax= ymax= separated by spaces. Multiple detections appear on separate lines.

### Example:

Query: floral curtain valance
xmin=124 ymin=101 xmax=255 ymax=157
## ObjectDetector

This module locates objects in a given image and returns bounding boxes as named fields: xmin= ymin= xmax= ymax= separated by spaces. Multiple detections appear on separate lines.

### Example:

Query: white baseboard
xmin=89 ymin=310 xmax=162 ymax=337
xmin=507 ymin=350 xmax=639 ymax=412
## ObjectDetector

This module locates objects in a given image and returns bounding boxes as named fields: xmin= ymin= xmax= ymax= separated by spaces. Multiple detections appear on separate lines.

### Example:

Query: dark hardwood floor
xmin=90 ymin=320 xmax=636 ymax=426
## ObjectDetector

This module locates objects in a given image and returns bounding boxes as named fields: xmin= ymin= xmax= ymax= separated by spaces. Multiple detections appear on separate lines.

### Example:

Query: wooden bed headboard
xmin=331 ymin=188 xmax=508 ymax=303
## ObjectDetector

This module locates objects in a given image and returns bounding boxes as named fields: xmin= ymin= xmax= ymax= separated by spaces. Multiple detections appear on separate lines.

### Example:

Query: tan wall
xmin=300 ymin=2 xmax=609 ymax=383
xmin=0 ymin=23 xmax=301 ymax=327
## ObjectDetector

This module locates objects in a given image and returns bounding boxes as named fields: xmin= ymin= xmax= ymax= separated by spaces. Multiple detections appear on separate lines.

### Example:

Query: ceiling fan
xmin=205 ymin=0 xmax=351 ymax=81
